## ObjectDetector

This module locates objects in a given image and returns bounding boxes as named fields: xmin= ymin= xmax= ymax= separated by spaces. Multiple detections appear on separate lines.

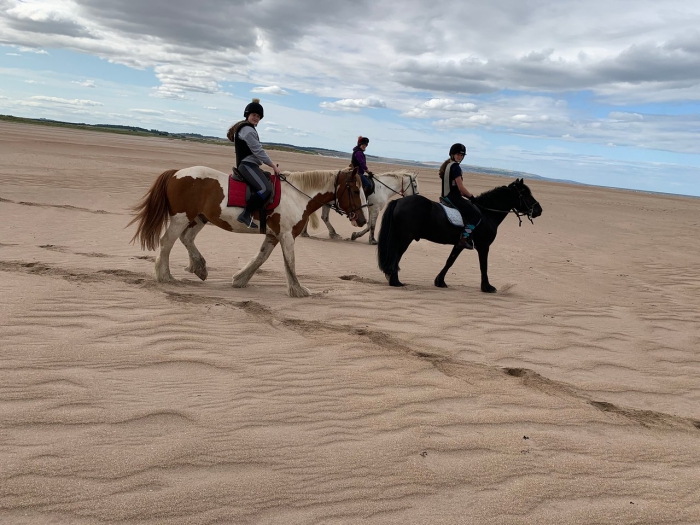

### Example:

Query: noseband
xmin=333 ymin=171 xmax=370 ymax=220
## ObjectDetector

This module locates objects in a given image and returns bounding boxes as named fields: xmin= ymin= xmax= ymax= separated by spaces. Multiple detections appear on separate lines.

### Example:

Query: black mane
xmin=473 ymin=185 xmax=511 ymax=210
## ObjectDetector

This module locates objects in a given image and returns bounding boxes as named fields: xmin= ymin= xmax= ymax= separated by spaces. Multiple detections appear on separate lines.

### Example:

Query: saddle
xmin=227 ymin=168 xmax=281 ymax=210
xmin=439 ymin=197 xmax=464 ymax=228
xmin=363 ymin=176 xmax=375 ymax=198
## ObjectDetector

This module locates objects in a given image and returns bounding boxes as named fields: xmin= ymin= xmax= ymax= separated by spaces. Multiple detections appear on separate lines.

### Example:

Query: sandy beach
xmin=1 ymin=121 xmax=700 ymax=524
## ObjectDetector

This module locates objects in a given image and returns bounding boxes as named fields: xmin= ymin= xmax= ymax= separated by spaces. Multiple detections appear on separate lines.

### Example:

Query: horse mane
xmin=375 ymin=169 xmax=416 ymax=180
xmin=282 ymin=169 xmax=344 ymax=193
xmin=474 ymin=185 xmax=510 ymax=208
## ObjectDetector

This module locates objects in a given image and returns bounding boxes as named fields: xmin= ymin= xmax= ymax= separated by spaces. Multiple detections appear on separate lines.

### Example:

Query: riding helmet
xmin=357 ymin=136 xmax=370 ymax=146
xmin=449 ymin=143 xmax=467 ymax=156
xmin=244 ymin=98 xmax=264 ymax=119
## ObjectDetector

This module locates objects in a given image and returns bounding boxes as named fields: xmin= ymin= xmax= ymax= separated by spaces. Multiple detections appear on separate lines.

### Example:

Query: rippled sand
xmin=1 ymin=122 xmax=699 ymax=524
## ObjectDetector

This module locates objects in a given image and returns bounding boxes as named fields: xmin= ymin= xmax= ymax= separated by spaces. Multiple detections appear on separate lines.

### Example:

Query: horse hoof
xmin=288 ymin=285 xmax=311 ymax=298
xmin=300 ymin=232 xmax=309 ymax=238
xmin=194 ymin=268 xmax=208 ymax=281
xmin=329 ymin=233 xmax=341 ymax=239
xmin=369 ymin=239 xmax=377 ymax=245
xmin=481 ymin=285 xmax=497 ymax=293
xmin=350 ymin=233 xmax=357 ymax=241
xmin=434 ymin=278 xmax=447 ymax=288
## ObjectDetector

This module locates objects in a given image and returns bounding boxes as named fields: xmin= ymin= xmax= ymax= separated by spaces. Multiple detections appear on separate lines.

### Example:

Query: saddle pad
xmin=440 ymin=203 xmax=464 ymax=227
xmin=227 ymin=173 xmax=281 ymax=209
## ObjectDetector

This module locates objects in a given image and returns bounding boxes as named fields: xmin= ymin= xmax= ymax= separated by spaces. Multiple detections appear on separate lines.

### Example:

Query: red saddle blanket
xmin=227 ymin=173 xmax=281 ymax=209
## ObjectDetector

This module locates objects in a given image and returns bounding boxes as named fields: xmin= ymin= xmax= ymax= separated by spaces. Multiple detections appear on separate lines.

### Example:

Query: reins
xmin=471 ymin=187 xmax=536 ymax=227
xmin=279 ymin=171 xmax=370 ymax=219
xmin=372 ymin=175 xmax=418 ymax=197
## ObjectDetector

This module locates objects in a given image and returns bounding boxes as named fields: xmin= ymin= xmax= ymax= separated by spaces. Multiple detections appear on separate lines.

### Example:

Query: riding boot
xmin=458 ymin=223 xmax=476 ymax=250
xmin=237 ymin=193 xmax=263 ymax=229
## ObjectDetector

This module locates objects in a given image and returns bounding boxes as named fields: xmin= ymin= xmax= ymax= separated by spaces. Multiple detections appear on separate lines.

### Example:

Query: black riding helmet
xmin=244 ymin=98 xmax=264 ymax=119
xmin=449 ymin=143 xmax=466 ymax=156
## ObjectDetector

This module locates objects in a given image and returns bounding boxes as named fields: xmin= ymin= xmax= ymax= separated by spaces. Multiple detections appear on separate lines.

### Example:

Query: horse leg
xmin=232 ymin=234 xmax=279 ymax=288
xmin=180 ymin=216 xmax=208 ymax=281
xmin=367 ymin=204 xmax=380 ymax=245
xmin=279 ymin=232 xmax=311 ymax=297
xmin=300 ymin=220 xmax=310 ymax=237
xmin=434 ymin=245 xmax=464 ymax=288
xmin=321 ymin=205 xmax=340 ymax=239
xmin=388 ymin=236 xmax=412 ymax=287
xmin=478 ymin=246 xmax=497 ymax=293
xmin=350 ymin=225 xmax=369 ymax=241
xmin=350 ymin=201 xmax=376 ymax=242
xmin=155 ymin=213 xmax=189 ymax=283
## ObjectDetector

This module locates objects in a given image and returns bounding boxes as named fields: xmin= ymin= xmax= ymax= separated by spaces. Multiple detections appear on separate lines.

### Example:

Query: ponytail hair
xmin=227 ymin=119 xmax=248 ymax=142
xmin=438 ymin=159 xmax=450 ymax=179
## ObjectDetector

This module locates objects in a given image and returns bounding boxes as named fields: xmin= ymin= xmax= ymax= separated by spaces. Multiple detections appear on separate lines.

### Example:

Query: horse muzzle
xmin=532 ymin=203 xmax=543 ymax=218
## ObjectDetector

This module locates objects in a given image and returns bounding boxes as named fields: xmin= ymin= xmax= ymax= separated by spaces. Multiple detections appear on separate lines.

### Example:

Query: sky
xmin=1 ymin=0 xmax=700 ymax=196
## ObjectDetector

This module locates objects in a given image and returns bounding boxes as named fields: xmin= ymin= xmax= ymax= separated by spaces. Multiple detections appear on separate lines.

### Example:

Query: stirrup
xmin=458 ymin=234 xmax=474 ymax=250
xmin=237 ymin=211 xmax=258 ymax=229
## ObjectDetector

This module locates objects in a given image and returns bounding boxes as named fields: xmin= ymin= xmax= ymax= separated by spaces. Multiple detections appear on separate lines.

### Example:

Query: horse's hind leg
xmin=434 ymin=245 xmax=464 ymax=288
xmin=180 ymin=216 xmax=208 ymax=280
xmin=321 ymin=205 xmax=340 ymax=239
xmin=388 ymin=237 xmax=412 ymax=287
xmin=279 ymin=232 xmax=310 ymax=297
xmin=155 ymin=213 xmax=189 ymax=282
xmin=232 ymin=234 xmax=278 ymax=288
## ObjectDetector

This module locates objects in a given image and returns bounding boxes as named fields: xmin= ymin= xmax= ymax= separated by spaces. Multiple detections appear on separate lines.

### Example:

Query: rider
xmin=227 ymin=98 xmax=281 ymax=229
xmin=439 ymin=143 xmax=482 ymax=249
xmin=351 ymin=136 xmax=373 ymax=193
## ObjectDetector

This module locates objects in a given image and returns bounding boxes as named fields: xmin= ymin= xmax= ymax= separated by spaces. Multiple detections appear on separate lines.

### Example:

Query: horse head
xmin=509 ymin=178 xmax=542 ymax=220
xmin=336 ymin=167 xmax=368 ymax=227
xmin=404 ymin=172 xmax=419 ymax=196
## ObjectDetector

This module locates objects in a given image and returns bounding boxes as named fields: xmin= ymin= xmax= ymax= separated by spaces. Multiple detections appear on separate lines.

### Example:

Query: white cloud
xmin=252 ymin=85 xmax=289 ymax=95
xmin=72 ymin=79 xmax=96 ymax=88
xmin=24 ymin=96 xmax=103 ymax=107
xmin=129 ymin=108 xmax=163 ymax=115
xmin=320 ymin=97 xmax=387 ymax=112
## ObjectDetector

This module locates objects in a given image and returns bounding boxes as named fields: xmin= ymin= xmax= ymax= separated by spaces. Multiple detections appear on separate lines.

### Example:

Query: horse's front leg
xmin=434 ymin=245 xmax=464 ymax=288
xmin=321 ymin=205 xmax=340 ymax=239
xmin=367 ymin=204 xmax=380 ymax=245
xmin=232 ymin=234 xmax=278 ymax=288
xmin=478 ymin=246 xmax=496 ymax=293
xmin=279 ymin=232 xmax=311 ymax=297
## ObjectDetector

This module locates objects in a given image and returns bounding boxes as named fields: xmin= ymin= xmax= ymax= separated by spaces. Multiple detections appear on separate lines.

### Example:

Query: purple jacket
xmin=351 ymin=146 xmax=369 ymax=175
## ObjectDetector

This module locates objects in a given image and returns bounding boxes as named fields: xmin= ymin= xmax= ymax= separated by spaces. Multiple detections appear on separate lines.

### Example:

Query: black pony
xmin=377 ymin=178 xmax=542 ymax=292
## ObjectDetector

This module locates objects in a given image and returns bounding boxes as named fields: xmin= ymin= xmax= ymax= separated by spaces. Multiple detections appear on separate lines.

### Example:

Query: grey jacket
xmin=237 ymin=125 xmax=273 ymax=166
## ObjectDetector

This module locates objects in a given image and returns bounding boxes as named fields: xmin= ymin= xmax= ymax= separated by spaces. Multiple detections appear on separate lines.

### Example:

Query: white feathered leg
xmin=155 ymin=213 xmax=189 ymax=282
xmin=232 ymin=234 xmax=279 ymax=288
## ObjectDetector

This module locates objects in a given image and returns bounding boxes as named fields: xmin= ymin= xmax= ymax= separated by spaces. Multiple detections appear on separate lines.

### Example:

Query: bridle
xmin=280 ymin=170 xmax=369 ymax=220
xmin=472 ymin=185 xmax=538 ymax=227
xmin=333 ymin=171 xmax=369 ymax=220
xmin=373 ymin=174 xmax=419 ymax=197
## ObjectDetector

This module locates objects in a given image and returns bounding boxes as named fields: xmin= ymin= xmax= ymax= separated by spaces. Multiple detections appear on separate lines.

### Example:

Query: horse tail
xmin=127 ymin=169 xmax=178 ymax=251
xmin=377 ymin=199 xmax=400 ymax=275
xmin=308 ymin=210 xmax=320 ymax=230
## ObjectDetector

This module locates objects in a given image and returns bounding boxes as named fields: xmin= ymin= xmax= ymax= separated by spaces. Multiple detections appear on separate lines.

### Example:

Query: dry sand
xmin=1 ymin=121 xmax=699 ymax=524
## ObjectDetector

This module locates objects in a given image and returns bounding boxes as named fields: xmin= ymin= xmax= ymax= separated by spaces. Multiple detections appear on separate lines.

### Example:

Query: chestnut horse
xmin=129 ymin=166 xmax=367 ymax=297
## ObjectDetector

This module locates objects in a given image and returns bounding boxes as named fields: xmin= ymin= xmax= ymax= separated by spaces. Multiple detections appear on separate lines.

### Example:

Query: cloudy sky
xmin=1 ymin=0 xmax=700 ymax=196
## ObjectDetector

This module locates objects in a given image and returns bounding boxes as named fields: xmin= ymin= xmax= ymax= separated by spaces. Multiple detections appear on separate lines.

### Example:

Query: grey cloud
xmin=1 ymin=1 xmax=95 ymax=38
xmin=74 ymin=0 xmax=370 ymax=52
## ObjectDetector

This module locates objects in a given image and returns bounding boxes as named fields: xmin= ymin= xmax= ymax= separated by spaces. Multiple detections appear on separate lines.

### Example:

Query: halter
xmin=280 ymin=170 xmax=369 ymax=220
xmin=472 ymin=185 xmax=538 ymax=227
xmin=373 ymin=174 xmax=419 ymax=197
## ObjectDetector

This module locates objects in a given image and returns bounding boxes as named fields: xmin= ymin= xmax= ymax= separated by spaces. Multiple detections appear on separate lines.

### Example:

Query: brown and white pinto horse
xmin=129 ymin=166 xmax=367 ymax=297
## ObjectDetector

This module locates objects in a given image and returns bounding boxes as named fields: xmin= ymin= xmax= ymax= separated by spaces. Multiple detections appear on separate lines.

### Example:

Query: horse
xmin=128 ymin=166 xmax=367 ymax=297
xmin=377 ymin=178 xmax=542 ymax=292
xmin=300 ymin=170 xmax=419 ymax=244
